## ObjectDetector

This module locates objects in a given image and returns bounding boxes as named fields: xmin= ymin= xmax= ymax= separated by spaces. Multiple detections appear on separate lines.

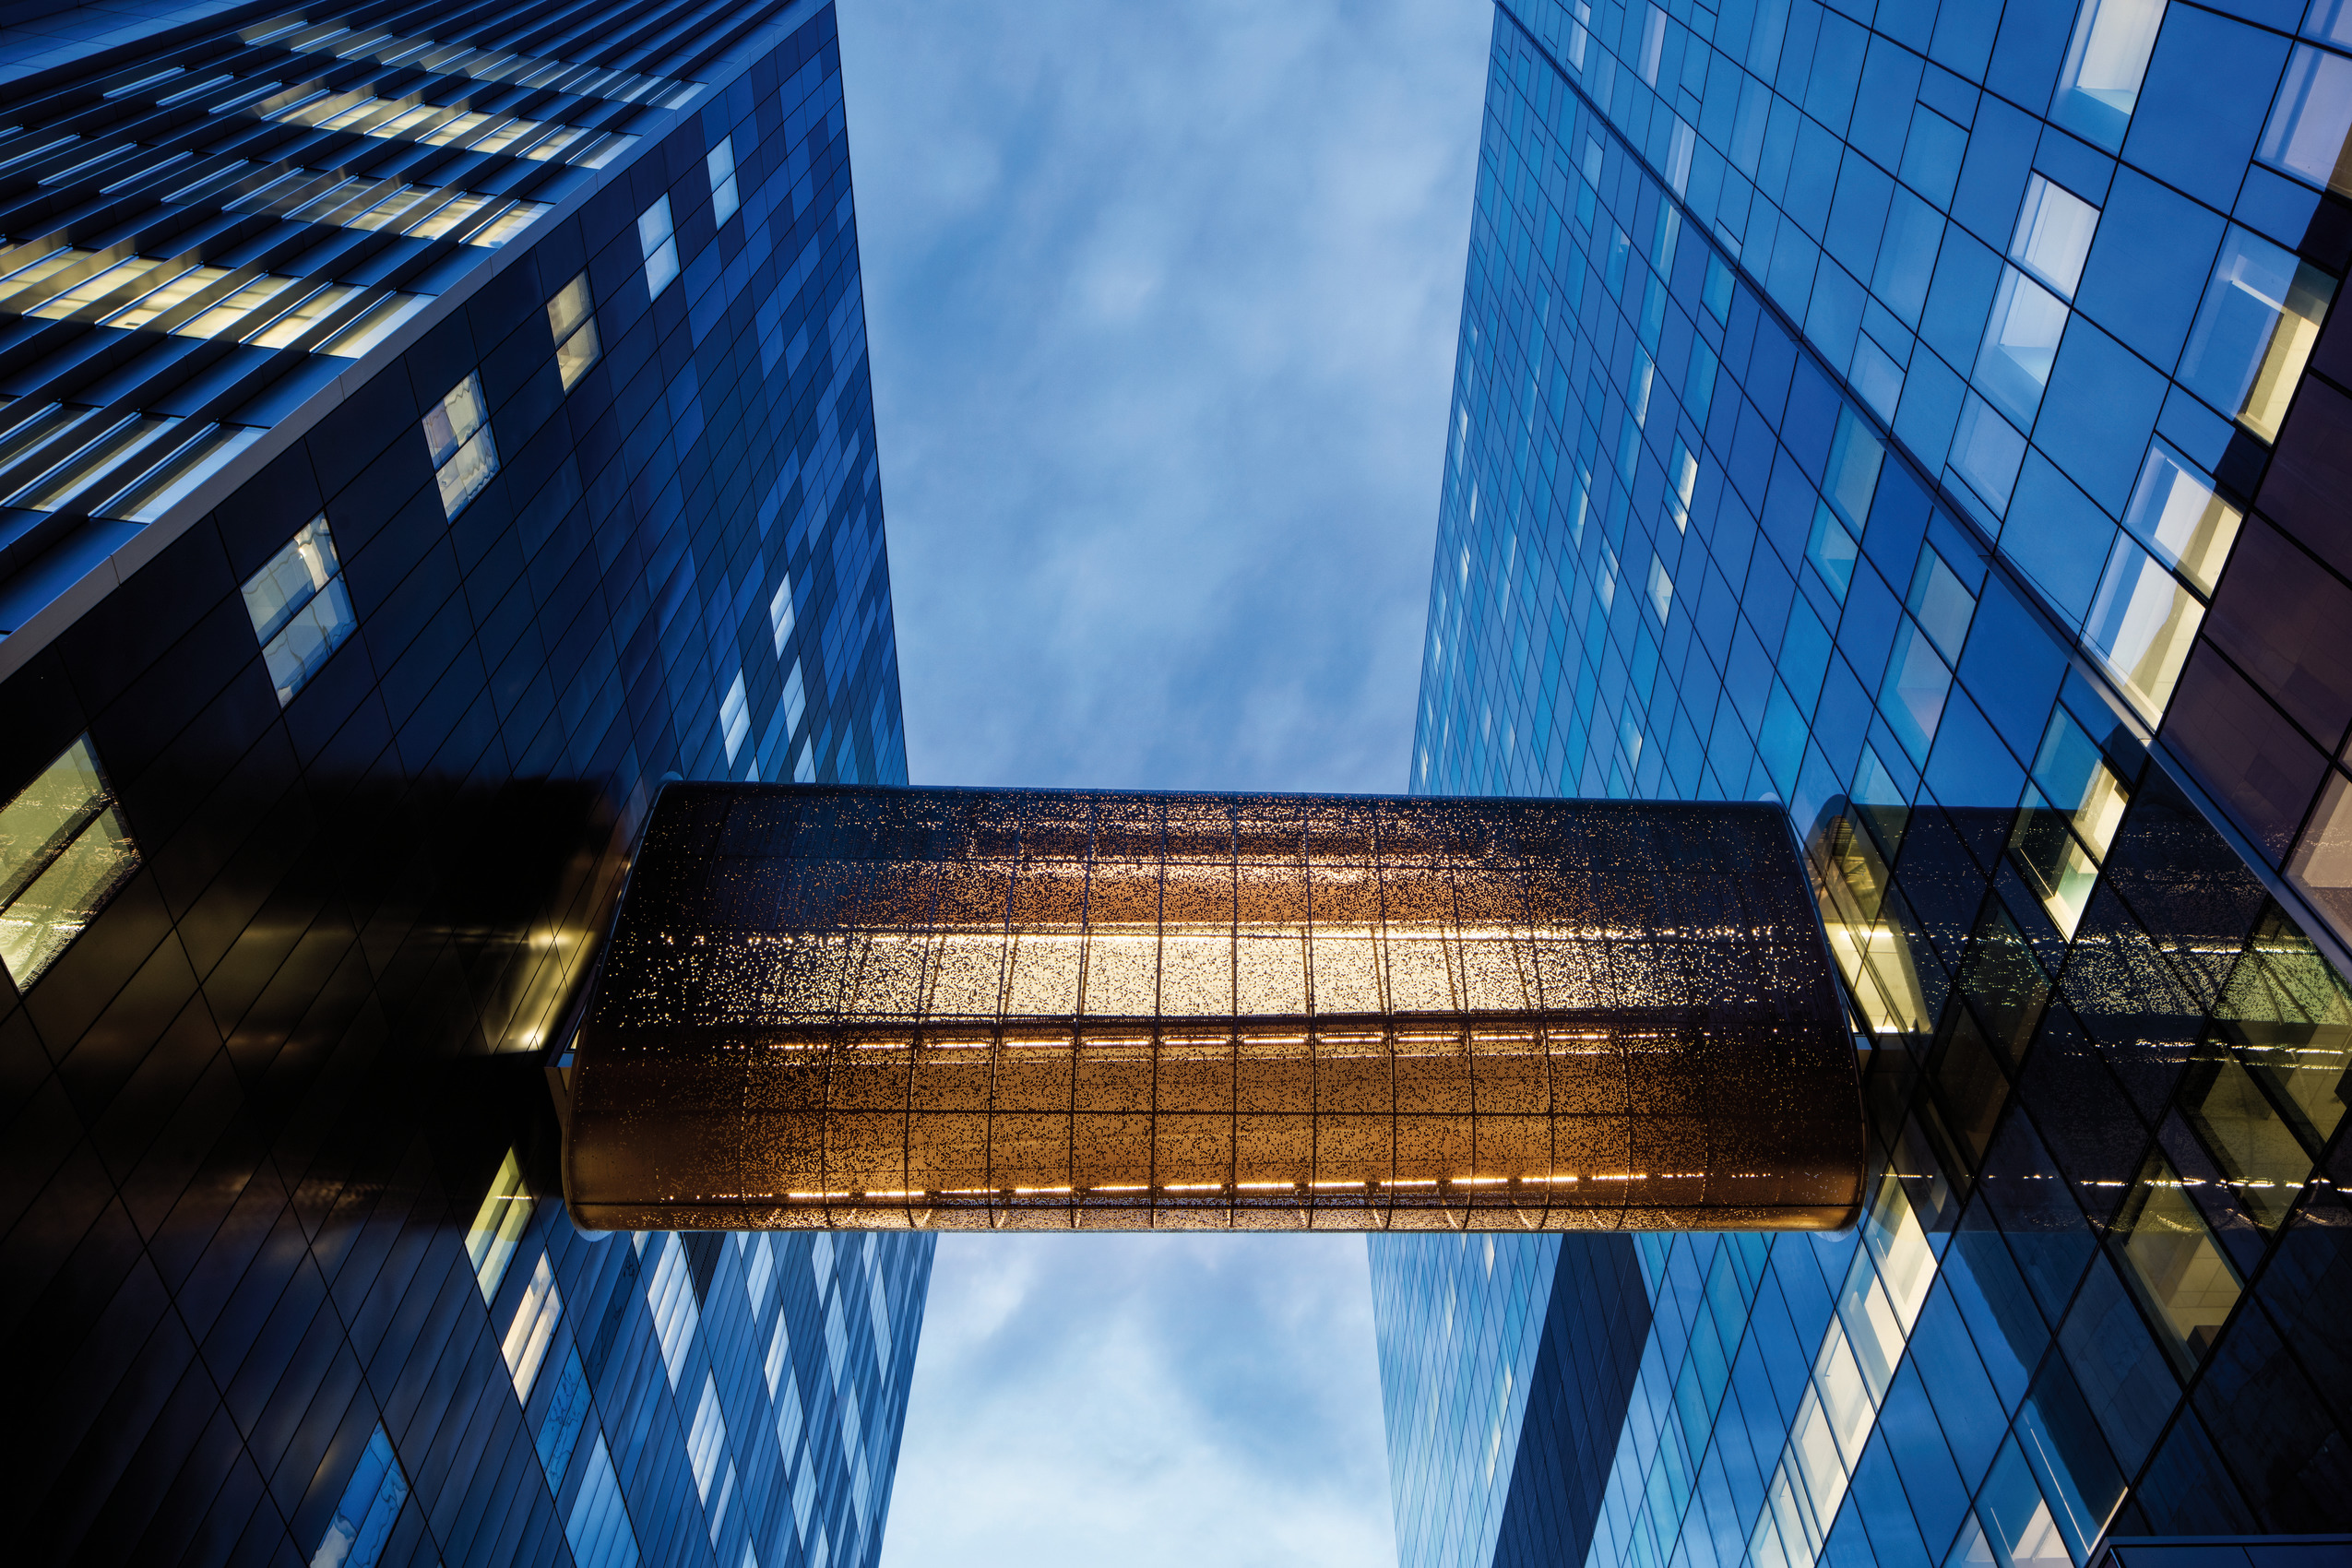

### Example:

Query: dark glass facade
xmin=1384 ymin=0 xmax=2352 ymax=1561
xmin=0 ymin=1 xmax=929 ymax=1563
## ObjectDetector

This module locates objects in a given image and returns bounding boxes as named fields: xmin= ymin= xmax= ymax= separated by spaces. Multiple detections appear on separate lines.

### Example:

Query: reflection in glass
xmin=1952 ymin=393 xmax=2026 ymax=510
xmin=2180 ymin=228 xmax=2335 ymax=443
xmin=2085 ymin=536 xmax=2202 ymax=720
xmin=1907 ymin=548 xmax=1976 ymax=659
xmin=1879 ymin=621 xmax=1952 ymax=766
xmin=466 ymin=1149 xmax=531 ymax=1301
xmin=502 ymin=1253 xmax=561 ymax=1398
xmin=1807 ymin=503 xmax=1857 ymax=600
xmin=2120 ymin=441 xmax=2239 ymax=592
xmin=1977 ymin=267 xmax=2070 ymax=422
xmin=640 ymin=194 xmax=680 ymax=297
xmin=243 ymin=516 xmax=356 ymax=704
xmin=0 ymin=734 xmax=140 ymax=988
xmin=2012 ymin=711 xmax=2129 ymax=938
xmin=2010 ymin=173 xmax=2100 ymax=298
xmin=2215 ymin=904 xmax=2352 ymax=1150
xmin=2114 ymin=1151 xmax=2240 ymax=1371
xmin=312 ymin=1424 xmax=408 ymax=1568
xmin=2178 ymin=1044 xmax=2313 ymax=1233
xmin=423 ymin=371 xmax=497 ymax=518
xmin=549 ymin=271 xmax=600 ymax=391
xmin=2052 ymin=0 xmax=2168 ymax=147
xmin=709 ymin=135 xmax=740 ymax=225
xmin=2259 ymin=43 xmax=2352 ymax=197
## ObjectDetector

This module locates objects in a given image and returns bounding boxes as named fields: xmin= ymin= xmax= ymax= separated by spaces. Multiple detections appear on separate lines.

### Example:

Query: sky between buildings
xmin=840 ymin=2 xmax=1491 ymax=1563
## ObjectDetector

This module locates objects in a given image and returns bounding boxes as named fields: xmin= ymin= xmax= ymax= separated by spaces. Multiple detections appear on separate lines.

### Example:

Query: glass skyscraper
xmin=0 ymin=2 xmax=930 ymax=1564
xmin=1384 ymin=0 xmax=2352 ymax=1560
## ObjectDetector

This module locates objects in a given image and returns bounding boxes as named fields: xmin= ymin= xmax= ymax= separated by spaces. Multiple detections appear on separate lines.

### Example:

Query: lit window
xmin=720 ymin=671 xmax=751 ymax=766
xmin=0 ymin=735 xmax=139 ymax=988
xmin=2258 ymin=43 xmax=2352 ymax=197
xmin=2008 ymin=174 xmax=2099 ymax=299
xmin=2114 ymin=1150 xmax=2240 ymax=1372
xmin=464 ymin=1149 xmax=531 ymax=1301
xmin=312 ymin=1426 xmax=409 ymax=1568
xmin=645 ymin=1232 xmax=699 ymax=1390
xmin=2010 ymin=710 xmax=2129 ymax=937
xmin=2119 ymin=441 xmax=2239 ymax=593
xmin=708 ymin=136 xmax=740 ymax=226
xmin=502 ymin=1253 xmax=562 ymax=1400
xmin=422 ymin=371 xmax=498 ymax=517
xmin=548 ymin=271 xmax=600 ymax=392
xmin=2085 ymin=537 xmax=2201 ymax=721
xmin=2179 ymin=227 xmax=2335 ymax=443
xmin=2051 ymin=0 xmax=2168 ymax=148
xmin=769 ymin=575 xmax=795 ymax=655
xmin=242 ymin=517 xmax=355 ymax=704
xmin=639 ymin=195 xmax=679 ymax=297
xmin=1975 ymin=267 xmax=2070 ymax=422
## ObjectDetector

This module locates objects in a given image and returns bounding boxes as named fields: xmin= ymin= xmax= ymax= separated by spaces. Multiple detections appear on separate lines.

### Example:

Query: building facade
xmin=0 ymin=1 xmax=930 ymax=1564
xmin=1384 ymin=0 xmax=2352 ymax=1561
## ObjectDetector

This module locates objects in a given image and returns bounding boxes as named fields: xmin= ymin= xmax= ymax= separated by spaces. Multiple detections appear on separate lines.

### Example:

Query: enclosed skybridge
xmin=564 ymin=786 xmax=1865 ymax=1233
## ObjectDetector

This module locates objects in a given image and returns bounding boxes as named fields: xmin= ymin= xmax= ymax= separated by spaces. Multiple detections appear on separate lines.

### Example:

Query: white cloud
xmin=877 ymin=1235 xmax=1396 ymax=1568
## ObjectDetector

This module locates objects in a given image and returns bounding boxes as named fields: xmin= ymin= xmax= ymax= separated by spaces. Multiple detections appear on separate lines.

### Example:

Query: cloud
xmin=876 ymin=1235 xmax=1396 ymax=1568
xmin=837 ymin=0 xmax=1492 ymax=794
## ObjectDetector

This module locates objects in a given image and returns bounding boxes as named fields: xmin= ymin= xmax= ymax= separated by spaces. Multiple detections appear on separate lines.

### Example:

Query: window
xmin=422 ymin=371 xmax=497 ymax=518
xmin=1665 ymin=437 xmax=1696 ymax=532
xmin=769 ymin=575 xmax=795 ymax=655
xmin=243 ymin=517 xmax=355 ymax=704
xmin=646 ymin=1232 xmax=699 ymax=1390
xmin=1907 ymin=548 xmax=1976 ymax=659
xmin=502 ymin=1253 xmax=562 ymax=1399
xmin=1951 ymin=393 xmax=2026 ymax=510
xmin=2120 ymin=441 xmax=2239 ymax=592
xmin=639 ymin=195 xmax=679 ymax=297
xmin=2290 ymin=771 xmax=2352 ymax=939
xmin=2085 ymin=537 xmax=2202 ymax=720
xmin=465 ymin=1149 xmax=531 ymax=1301
xmin=566 ymin=1436 xmax=642 ymax=1568
xmin=548 ymin=271 xmax=600 ymax=392
xmin=2259 ymin=43 xmax=2352 ymax=197
xmin=2180 ymin=228 xmax=2335 ymax=443
xmin=2114 ymin=1150 xmax=2240 ymax=1372
xmin=0 ymin=735 xmax=139 ymax=988
xmin=2052 ymin=0 xmax=2168 ymax=148
xmin=687 ymin=1373 xmax=728 ymax=1502
xmin=1807 ymin=504 xmax=1859 ymax=600
xmin=720 ymin=672 xmax=750 ymax=767
xmin=312 ymin=1425 xmax=408 ymax=1568
xmin=745 ymin=1233 xmax=775 ymax=1314
xmin=1976 ymin=267 xmax=2070 ymax=422
xmin=2009 ymin=174 xmax=2099 ymax=299
xmin=1880 ymin=623 xmax=1953 ymax=766
xmin=1645 ymin=552 xmax=1673 ymax=624
xmin=536 ymin=1348 xmax=592 ymax=1479
xmin=2010 ymin=710 xmax=2130 ymax=937
xmin=708 ymin=136 xmax=740 ymax=225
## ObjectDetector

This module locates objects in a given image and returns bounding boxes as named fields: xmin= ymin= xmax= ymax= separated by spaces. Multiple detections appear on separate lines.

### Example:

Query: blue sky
xmin=837 ymin=1 xmax=1491 ymax=1562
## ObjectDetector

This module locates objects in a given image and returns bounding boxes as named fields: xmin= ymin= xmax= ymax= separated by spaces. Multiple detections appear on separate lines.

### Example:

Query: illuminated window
xmin=2114 ymin=1150 xmax=2240 ymax=1372
xmin=312 ymin=1425 xmax=408 ymax=1568
xmin=2120 ymin=440 xmax=2239 ymax=592
xmin=0 ymin=735 xmax=139 ymax=988
xmin=2008 ymin=173 xmax=2099 ymax=299
xmin=2259 ymin=43 xmax=2352 ymax=197
xmin=422 ymin=371 xmax=497 ymax=518
xmin=548 ymin=271 xmax=600 ymax=392
xmin=708 ymin=136 xmax=740 ymax=225
xmin=2289 ymin=772 xmax=2352 ymax=941
xmin=2085 ymin=537 xmax=2201 ymax=720
xmin=639 ymin=194 xmax=679 ymax=297
xmin=242 ymin=517 xmax=355 ymax=704
xmin=645 ymin=1232 xmax=698 ymax=1389
xmin=1976 ymin=266 xmax=2070 ymax=422
xmin=464 ymin=1149 xmax=531 ymax=1301
xmin=502 ymin=1253 xmax=562 ymax=1399
xmin=2051 ymin=0 xmax=2168 ymax=148
xmin=2180 ymin=227 xmax=2335 ymax=443
xmin=2010 ymin=709 xmax=2129 ymax=937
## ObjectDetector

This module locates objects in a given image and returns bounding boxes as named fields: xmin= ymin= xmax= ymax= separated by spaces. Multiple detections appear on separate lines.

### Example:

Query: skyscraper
xmin=0 ymin=2 xmax=931 ymax=1564
xmin=1384 ymin=0 xmax=2352 ymax=1559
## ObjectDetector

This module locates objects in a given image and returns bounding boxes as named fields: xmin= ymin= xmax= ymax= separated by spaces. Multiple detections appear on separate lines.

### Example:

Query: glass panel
xmin=2260 ymin=43 xmax=2352 ymax=197
xmin=347 ymin=185 xmax=434 ymax=231
xmin=101 ymin=263 xmax=232 ymax=329
xmin=1806 ymin=503 xmax=1857 ymax=599
xmin=548 ymin=270 xmax=593 ymax=343
xmin=0 ymin=403 xmax=97 ymax=476
xmin=1879 ymin=620 xmax=1952 ymax=764
xmin=245 ymin=281 xmax=358 ymax=347
xmin=469 ymin=201 xmax=543 ymax=247
xmin=173 ymin=273 xmax=300 ymax=339
xmin=2289 ymin=772 xmax=2352 ymax=949
xmin=2053 ymin=0 xmax=2168 ymax=146
xmin=2010 ymin=173 xmax=2100 ymax=298
xmin=1978 ymin=1438 xmax=2075 ymax=1568
xmin=2180 ymin=228 xmax=2336 ymax=442
xmin=2084 ymin=535 xmax=2202 ymax=720
xmin=502 ymin=1253 xmax=561 ymax=1399
xmin=2012 ymin=788 xmax=2105 ymax=938
xmin=2113 ymin=1150 xmax=2240 ymax=1371
xmin=316 ymin=291 xmax=429 ymax=359
xmin=10 ymin=413 xmax=183 ymax=511
xmin=423 ymin=372 xmax=488 ymax=464
xmin=1824 ymin=406 xmax=1883 ymax=526
xmin=243 ymin=515 xmax=340 ymax=642
xmin=406 ymin=191 xmax=491 ymax=240
xmin=2030 ymin=709 xmax=2130 ymax=857
xmin=27 ymin=255 xmax=171 ymax=319
xmin=1907 ymin=548 xmax=1976 ymax=659
xmin=2178 ymin=1043 xmax=2312 ymax=1232
xmin=465 ymin=1149 xmax=531 ymax=1301
xmin=0 ymin=795 xmax=138 ymax=988
xmin=577 ymin=131 xmax=638 ymax=169
xmin=0 ymin=735 xmax=109 ymax=904
xmin=641 ymin=195 xmax=679 ymax=295
xmin=709 ymin=136 xmax=739 ymax=224
xmin=1976 ymin=267 xmax=2070 ymax=422
xmin=0 ymin=247 xmax=78 ymax=311
xmin=260 ymin=575 xmax=355 ymax=703
xmin=2216 ymin=900 xmax=2352 ymax=1149
xmin=2119 ymin=442 xmax=2239 ymax=592
xmin=434 ymin=428 xmax=497 ymax=518
xmin=92 ymin=423 xmax=262 ymax=521
xmin=314 ymin=1425 xmax=407 ymax=1568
